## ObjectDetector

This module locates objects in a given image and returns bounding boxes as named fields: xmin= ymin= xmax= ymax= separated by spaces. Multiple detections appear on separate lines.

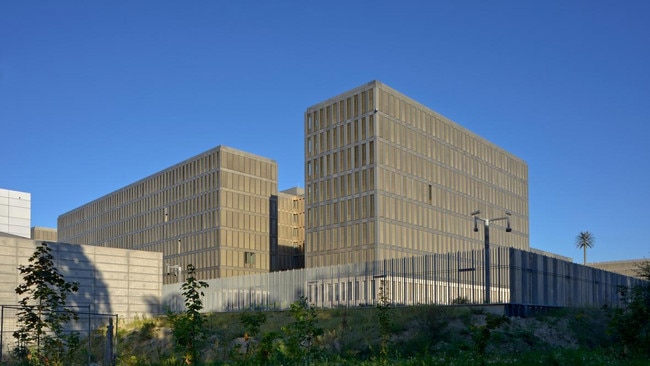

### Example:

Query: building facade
xmin=58 ymin=146 xmax=304 ymax=282
xmin=304 ymin=81 xmax=529 ymax=268
xmin=31 ymin=226 xmax=57 ymax=241
xmin=0 ymin=188 xmax=31 ymax=239
xmin=589 ymin=259 xmax=649 ymax=280
xmin=276 ymin=187 xmax=305 ymax=270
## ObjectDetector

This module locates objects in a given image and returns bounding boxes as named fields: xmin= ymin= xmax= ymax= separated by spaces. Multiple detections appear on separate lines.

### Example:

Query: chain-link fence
xmin=0 ymin=305 xmax=118 ymax=365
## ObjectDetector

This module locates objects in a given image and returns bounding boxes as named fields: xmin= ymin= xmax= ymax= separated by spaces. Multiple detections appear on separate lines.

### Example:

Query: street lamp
xmin=471 ymin=210 xmax=512 ymax=303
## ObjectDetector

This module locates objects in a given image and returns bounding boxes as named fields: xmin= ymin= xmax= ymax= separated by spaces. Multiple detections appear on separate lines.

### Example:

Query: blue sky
xmin=1 ymin=1 xmax=649 ymax=263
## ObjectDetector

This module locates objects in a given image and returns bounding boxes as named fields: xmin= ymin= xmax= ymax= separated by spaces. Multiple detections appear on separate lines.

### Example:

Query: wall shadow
xmin=50 ymin=241 xmax=113 ymax=330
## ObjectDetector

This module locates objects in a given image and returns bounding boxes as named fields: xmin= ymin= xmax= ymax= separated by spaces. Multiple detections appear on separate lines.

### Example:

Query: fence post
xmin=105 ymin=317 xmax=114 ymax=366
xmin=1 ymin=305 xmax=3 ymax=363
xmin=87 ymin=305 xmax=91 ymax=366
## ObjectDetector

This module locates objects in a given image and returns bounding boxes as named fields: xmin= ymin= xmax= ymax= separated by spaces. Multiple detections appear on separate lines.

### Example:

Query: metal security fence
xmin=508 ymin=249 xmax=642 ymax=307
xmin=163 ymin=247 xmax=646 ymax=313
xmin=0 ymin=305 xmax=118 ymax=365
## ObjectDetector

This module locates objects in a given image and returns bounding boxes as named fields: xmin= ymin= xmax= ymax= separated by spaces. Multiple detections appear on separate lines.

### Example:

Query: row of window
xmin=307 ymin=220 xmax=376 ymax=251
xmin=373 ymin=167 xmax=527 ymax=215
xmin=306 ymin=89 xmax=375 ymax=132
xmin=221 ymin=150 xmax=277 ymax=180
xmin=221 ymin=209 xmax=269 ymax=234
xmin=307 ymin=142 xmax=376 ymax=179
xmin=307 ymin=247 xmax=375 ymax=268
xmin=307 ymin=168 xmax=376 ymax=205
xmin=307 ymin=194 xmax=376 ymax=227
xmin=376 ymin=220 xmax=526 ymax=254
xmin=220 ymin=189 xmax=272 ymax=214
xmin=375 ymin=143 xmax=527 ymax=198
xmin=376 ymin=92 xmax=525 ymax=178
xmin=306 ymin=115 xmax=376 ymax=156
xmin=59 ymin=171 xmax=220 ymax=231
xmin=220 ymin=171 xmax=277 ymax=197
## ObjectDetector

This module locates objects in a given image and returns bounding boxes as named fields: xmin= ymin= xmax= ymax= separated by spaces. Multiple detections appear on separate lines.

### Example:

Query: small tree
xmin=605 ymin=261 xmax=650 ymax=357
xmin=13 ymin=242 xmax=80 ymax=364
xmin=575 ymin=231 xmax=595 ymax=265
xmin=607 ymin=283 xmax=650 ymax=357
xmin=471 ymin=313 xmax=509 ymax=365
xmin=635 ymin=260 xmax=650 ymax=281
xmin=376 ymin=280 xmax=392 ymax=364
xmin=282 ymin=296 xmax=323 ymax=364
xmin=239 ymin=310 xmax=267 ymax=358
xmin=168 ymin=264 xmax=209 ymax=365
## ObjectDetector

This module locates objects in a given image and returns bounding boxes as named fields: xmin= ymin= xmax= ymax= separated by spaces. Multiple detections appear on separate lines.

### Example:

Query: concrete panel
xmin=97 ymin=271 xmax=129 ymax=281
xmin=128 ymin=266 xmax=162 ymax=275
xmin=94 ymin=255 xmax=130 ymax=265
xmin=9 ymin=218 xmax=30 ymax=228
xmin=127 ymin=304 xmax=156 ymax=314
xmin=127 ymin=257 xmax=161 ymax=268
xmin=110 ymin=304 xmax=130 ymax=313
xmin=7 ymin=190 xmax=30 ymax=200
xmin=128 ymin=275 xmax=160 ymax=285
xmin=128 ymin=289 xmax=160 ymax=297
xmin=8 ymin=198 xmax=30 ymax=209
xmin=93 ymin=246 xmax=124 ymax=256
xmin=0 ymin=254 xmax=17 ymax=266
xmin=0 ymin=273 xmax=18 ymax=283
xmin=129 ymin=250 xmax=162 ymax=260
xmin=8 ymin=206 xmax=29 ymax=219
xmin=74 ymin=278 xmax=97 ymax=288
xmin=128 ymin=281 xmax=161 ymax=291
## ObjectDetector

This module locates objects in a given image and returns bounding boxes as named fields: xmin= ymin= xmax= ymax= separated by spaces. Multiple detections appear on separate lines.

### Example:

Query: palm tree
xmin=575 ymin=231 xmax=595 ymax=265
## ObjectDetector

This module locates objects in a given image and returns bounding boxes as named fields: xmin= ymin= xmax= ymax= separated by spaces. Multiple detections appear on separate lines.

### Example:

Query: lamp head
xmin=473 ymin=216 xmax=479 ymax=232
xmin=471 ymin=210 xmax=481 ymax=216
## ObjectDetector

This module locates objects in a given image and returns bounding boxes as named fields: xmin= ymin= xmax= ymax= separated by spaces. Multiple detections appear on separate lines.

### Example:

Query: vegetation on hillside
xmin=5 ymin=259 xmax=649 ymax=365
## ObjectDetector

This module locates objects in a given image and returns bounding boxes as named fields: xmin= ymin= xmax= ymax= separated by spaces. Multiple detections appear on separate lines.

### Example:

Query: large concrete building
xmin=304 ymin=81 xmax=529 ymax=267
xmin=58 ymin=146 xmax=304 ymax=282
xmin=0 ymin=188 xmax=31 ymax=239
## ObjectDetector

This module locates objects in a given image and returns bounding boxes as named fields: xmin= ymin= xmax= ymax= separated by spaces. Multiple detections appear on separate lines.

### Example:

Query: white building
xmin=0 ymin=188 xmax=31 ymax=239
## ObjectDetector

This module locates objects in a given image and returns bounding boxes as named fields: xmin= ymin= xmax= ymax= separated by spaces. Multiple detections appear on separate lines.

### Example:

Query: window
xmin=245 ymin=252 xmax=256 ymax=265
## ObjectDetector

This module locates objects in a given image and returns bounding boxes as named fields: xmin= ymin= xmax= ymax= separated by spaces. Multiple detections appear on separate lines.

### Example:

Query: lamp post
xmin=471 ymin=210 xmax=512 ymax=303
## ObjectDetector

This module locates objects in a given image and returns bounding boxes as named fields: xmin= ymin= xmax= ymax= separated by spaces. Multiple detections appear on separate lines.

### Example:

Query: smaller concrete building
xmin=0 ymin=232 xmax=162 ymax=321
xmin=589 ymin=259 xmax=649 ymax=280
xmin=31 ymin=226 xmax=57 ymax=241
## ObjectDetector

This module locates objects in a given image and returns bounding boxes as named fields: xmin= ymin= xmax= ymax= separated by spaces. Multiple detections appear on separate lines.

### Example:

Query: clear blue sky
xmin=1 ymin=1 xmax=649 ymax=263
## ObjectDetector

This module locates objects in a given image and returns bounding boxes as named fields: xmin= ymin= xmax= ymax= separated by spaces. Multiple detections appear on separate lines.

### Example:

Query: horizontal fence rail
xmin=163 ymin=247 xmax=646 ymax=313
